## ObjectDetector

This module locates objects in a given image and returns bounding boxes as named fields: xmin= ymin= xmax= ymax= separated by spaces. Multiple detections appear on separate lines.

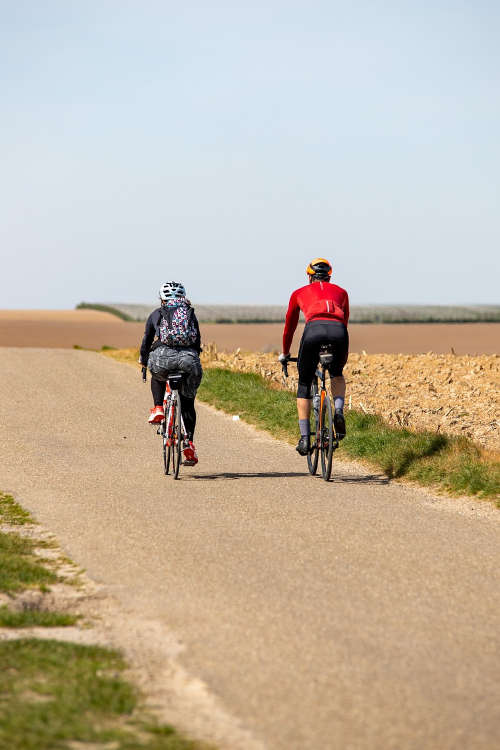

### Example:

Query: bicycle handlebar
xmin=141 ymin=366 xmax=147 ymax=383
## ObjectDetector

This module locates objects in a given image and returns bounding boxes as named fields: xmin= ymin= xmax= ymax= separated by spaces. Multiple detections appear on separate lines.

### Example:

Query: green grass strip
xmin=0 ymin=532 xmax=58 ymax=593
xmin=0 ymin=639 xmax=213 ymax=750
xmin=0 ymin=606 xmax=78 ymax=628
xmin=0 ymin=493 xmax=34 ymax=525
xmin=198 ymin=368 xmax=500 ymax=502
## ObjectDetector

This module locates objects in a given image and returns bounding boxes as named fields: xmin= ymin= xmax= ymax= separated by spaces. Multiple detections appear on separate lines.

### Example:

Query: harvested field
xmin=201 ymin=322 xmax=500 ymax=355
xmin=0 ymin=310 xmax=145 ymax=350
xmin=201 ymin=344 xmax=500 ymax=451
xmin=0 ymin=310 xmax=499 ymax=355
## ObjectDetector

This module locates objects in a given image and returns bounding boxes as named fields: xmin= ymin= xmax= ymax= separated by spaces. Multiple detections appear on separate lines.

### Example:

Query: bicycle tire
xmin=307 ymin=381 xmax=320 ymax=476
xmin=320 ymin=394 xmax=334 ymax=481
xmin=172 ymin=391 xmax=182 ymax=480
xmin=163 ymin=411 xmax=171 ymax=475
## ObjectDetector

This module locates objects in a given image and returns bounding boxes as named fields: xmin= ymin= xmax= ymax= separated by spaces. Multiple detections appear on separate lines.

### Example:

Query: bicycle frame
xmin=143 ymin=367 xmax=188 ymax=478
xmin=162 ymin=380 xmax=187 ymax=448
xmin=156 ymin=377 xmax=189 ymax=479
xmin=281 ymin=353 xmax=338 ymax=480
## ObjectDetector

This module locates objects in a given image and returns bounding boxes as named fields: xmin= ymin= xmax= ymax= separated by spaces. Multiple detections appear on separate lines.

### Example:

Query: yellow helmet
xmin=306 ymin=258 xmax=332 ymax=279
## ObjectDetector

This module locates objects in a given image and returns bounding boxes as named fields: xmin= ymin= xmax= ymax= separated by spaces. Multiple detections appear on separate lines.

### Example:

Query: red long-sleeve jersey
xmin=282 ymin=280 xmax=349 ymax=354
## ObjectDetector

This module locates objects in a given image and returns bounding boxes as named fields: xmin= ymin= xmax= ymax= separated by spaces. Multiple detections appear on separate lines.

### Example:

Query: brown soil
xmin=1 ymin=311 xmax=499 ymax=355
xmin=201 ymin=322 xmax=500 ymax=355
xmin=202 ymin=344 xmax=500 ymax=451
xmin=0 ymin=310 xmax=145 ymax=350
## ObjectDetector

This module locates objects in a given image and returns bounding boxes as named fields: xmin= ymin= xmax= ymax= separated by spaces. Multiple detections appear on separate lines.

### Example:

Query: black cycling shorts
xmin=297 ymin=320 xmax=349 ymax=398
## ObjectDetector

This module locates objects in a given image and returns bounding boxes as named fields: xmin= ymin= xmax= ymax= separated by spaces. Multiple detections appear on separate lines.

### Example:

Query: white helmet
xmin=159 ymin=281 xmax=186 ymax=302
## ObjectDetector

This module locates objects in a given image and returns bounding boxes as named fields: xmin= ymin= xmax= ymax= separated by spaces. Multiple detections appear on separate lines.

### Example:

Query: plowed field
xmin=1 ymin=310 xmax=499 ymax=354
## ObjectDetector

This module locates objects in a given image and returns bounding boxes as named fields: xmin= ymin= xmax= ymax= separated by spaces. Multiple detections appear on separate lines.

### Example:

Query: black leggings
xmin=151 ymin=377 xmax=197 ymax=440
xmin=297 ymin=320 xmax=349 ymax=398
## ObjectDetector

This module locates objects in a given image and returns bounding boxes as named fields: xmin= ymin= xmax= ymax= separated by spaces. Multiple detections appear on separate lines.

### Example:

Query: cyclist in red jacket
xmin=280 ymin=258 xmax=349 ymax=455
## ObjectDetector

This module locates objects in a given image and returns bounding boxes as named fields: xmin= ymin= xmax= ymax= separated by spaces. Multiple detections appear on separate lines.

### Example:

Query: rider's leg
xmin=151 ymin=377 xmax=166 ymax=406
xmin=148 ymin=376 xmax=165 ymax=423
xmin=179 ymin=394 xmax=196 ymax=440
xmin=330 ymin=374 xmax=347 ymax=439
xmin=179 ymin=395 xmax=198 ymax=465
xmin=297 ymin=398 xmax=311 ymax=436
xmin=297 ymin=398 xmax=311 ymax=419
xmin=295 ymin=324 xmax=320 ymax=454
xmin=330 ymin=375 xmax=346 ymax=411
xmin=178 ymin=352 xmax=202 ymax=465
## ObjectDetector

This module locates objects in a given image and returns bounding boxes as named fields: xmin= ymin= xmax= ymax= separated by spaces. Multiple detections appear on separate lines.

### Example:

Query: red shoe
xmin=183 ymin=441 xmax=198 ymax=466
xmin=148 ymin=405 xmax=164 ymax=424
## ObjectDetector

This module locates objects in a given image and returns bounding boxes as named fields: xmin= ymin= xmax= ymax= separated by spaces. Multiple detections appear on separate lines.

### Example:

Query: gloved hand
xmin=278 ymin=353 xmax=290 ymax=363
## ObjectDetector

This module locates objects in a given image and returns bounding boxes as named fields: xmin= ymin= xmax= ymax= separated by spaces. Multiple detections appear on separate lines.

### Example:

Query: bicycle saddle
xmin=167 ymin=372 xmax=184 ymax=390
xmin=318 ymin=345 xmax=334 ymax=367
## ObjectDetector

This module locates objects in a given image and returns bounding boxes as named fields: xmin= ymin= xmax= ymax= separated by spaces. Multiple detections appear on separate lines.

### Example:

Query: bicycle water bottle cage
xmin=167 ymin=373 xmax=184 ymax=390
xmin=319 ymin=346 xmax=334 ymax=367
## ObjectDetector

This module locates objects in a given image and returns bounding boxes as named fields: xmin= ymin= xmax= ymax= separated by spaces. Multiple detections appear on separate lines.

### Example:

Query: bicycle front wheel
xmin=163 ymin=410 xmax=171 ymax=475
xmin=307 ymin=382 xmax=319 ymax=476
xmin=171 ymin=391 xmax=182 ymax=480
xmin=320 ymin=394 xmax=334 ymax=481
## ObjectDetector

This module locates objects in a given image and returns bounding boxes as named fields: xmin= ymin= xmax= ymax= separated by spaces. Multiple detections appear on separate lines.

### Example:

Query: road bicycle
xmin=281 ymin=347 xmax=340 ymax=482
xmin=143 ymin=367 xmax=188 ymax=480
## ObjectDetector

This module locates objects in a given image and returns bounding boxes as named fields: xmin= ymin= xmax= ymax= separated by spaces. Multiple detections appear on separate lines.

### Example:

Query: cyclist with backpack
xmin=139 ymin=281 xmax=203 ymax=466
xmin=280 ymin=258 xmax=349 ymax=456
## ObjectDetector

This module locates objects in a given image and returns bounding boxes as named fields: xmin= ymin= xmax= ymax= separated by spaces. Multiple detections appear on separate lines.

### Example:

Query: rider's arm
xmin=192 ymin=312 xmax=202 ymax=354
xmin=139 ymin=310 xmax=159 ymax=365
xmin=282 ymin=290 xmax=300 ymax=355
xmin=343 ymin=292 xmax=350 ymax=326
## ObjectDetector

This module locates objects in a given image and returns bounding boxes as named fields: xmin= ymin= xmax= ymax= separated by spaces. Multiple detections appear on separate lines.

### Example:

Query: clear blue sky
xmin=1 ymin=1 xmax=499 ymax=307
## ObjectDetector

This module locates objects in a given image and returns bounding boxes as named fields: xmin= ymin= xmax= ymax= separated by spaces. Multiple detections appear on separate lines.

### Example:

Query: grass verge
xmin=0 ymin=492 xmax=214 ymax=749
xmin=0 ymin=606 xmax=78 ymax=628
xmin=0 ymin=638 xmax=212 ymax=750
xmin=0 ymin=492 xmax=34 ymax=525
xmin=0 ymin=530 xmax=57 ymax=594
xmin=197 ymin=369 xmax=499 ymax=502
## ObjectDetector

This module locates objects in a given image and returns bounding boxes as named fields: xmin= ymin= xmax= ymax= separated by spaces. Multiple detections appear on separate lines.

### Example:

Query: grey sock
xmin=299 ymin=419 xmax=310 ymax=437
xmin=334 ymin=397 xmax=344 ymax=412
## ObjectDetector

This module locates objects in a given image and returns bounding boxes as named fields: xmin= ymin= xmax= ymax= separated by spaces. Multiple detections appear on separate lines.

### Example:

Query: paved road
xmin=1 ymin=349 xmax=499 ymax=749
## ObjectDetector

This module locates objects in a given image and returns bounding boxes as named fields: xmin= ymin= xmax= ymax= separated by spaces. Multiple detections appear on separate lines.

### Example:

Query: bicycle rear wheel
xmin=171 ymin=391 xmax=182 ymax=480
xmin=307 ymin=381 xmax=319 ymax=476
xmin=320 ymin=393 xmax=334 ymax=481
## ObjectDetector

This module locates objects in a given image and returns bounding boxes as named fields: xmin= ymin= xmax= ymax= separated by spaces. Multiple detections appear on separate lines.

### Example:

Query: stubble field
xmin=202 ymin=344 xmax=499 ymax=451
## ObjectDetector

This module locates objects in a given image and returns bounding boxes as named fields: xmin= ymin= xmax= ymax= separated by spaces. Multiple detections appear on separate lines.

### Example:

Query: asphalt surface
xmin=1 ymin=348 xmax=499 ymax=750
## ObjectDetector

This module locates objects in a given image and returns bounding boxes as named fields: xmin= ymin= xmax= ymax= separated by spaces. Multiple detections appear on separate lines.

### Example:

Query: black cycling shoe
xmin=296 ymin=435 xmax=311 ymax=456
xmin=334 ymin=409 xmax=346 ymax=440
